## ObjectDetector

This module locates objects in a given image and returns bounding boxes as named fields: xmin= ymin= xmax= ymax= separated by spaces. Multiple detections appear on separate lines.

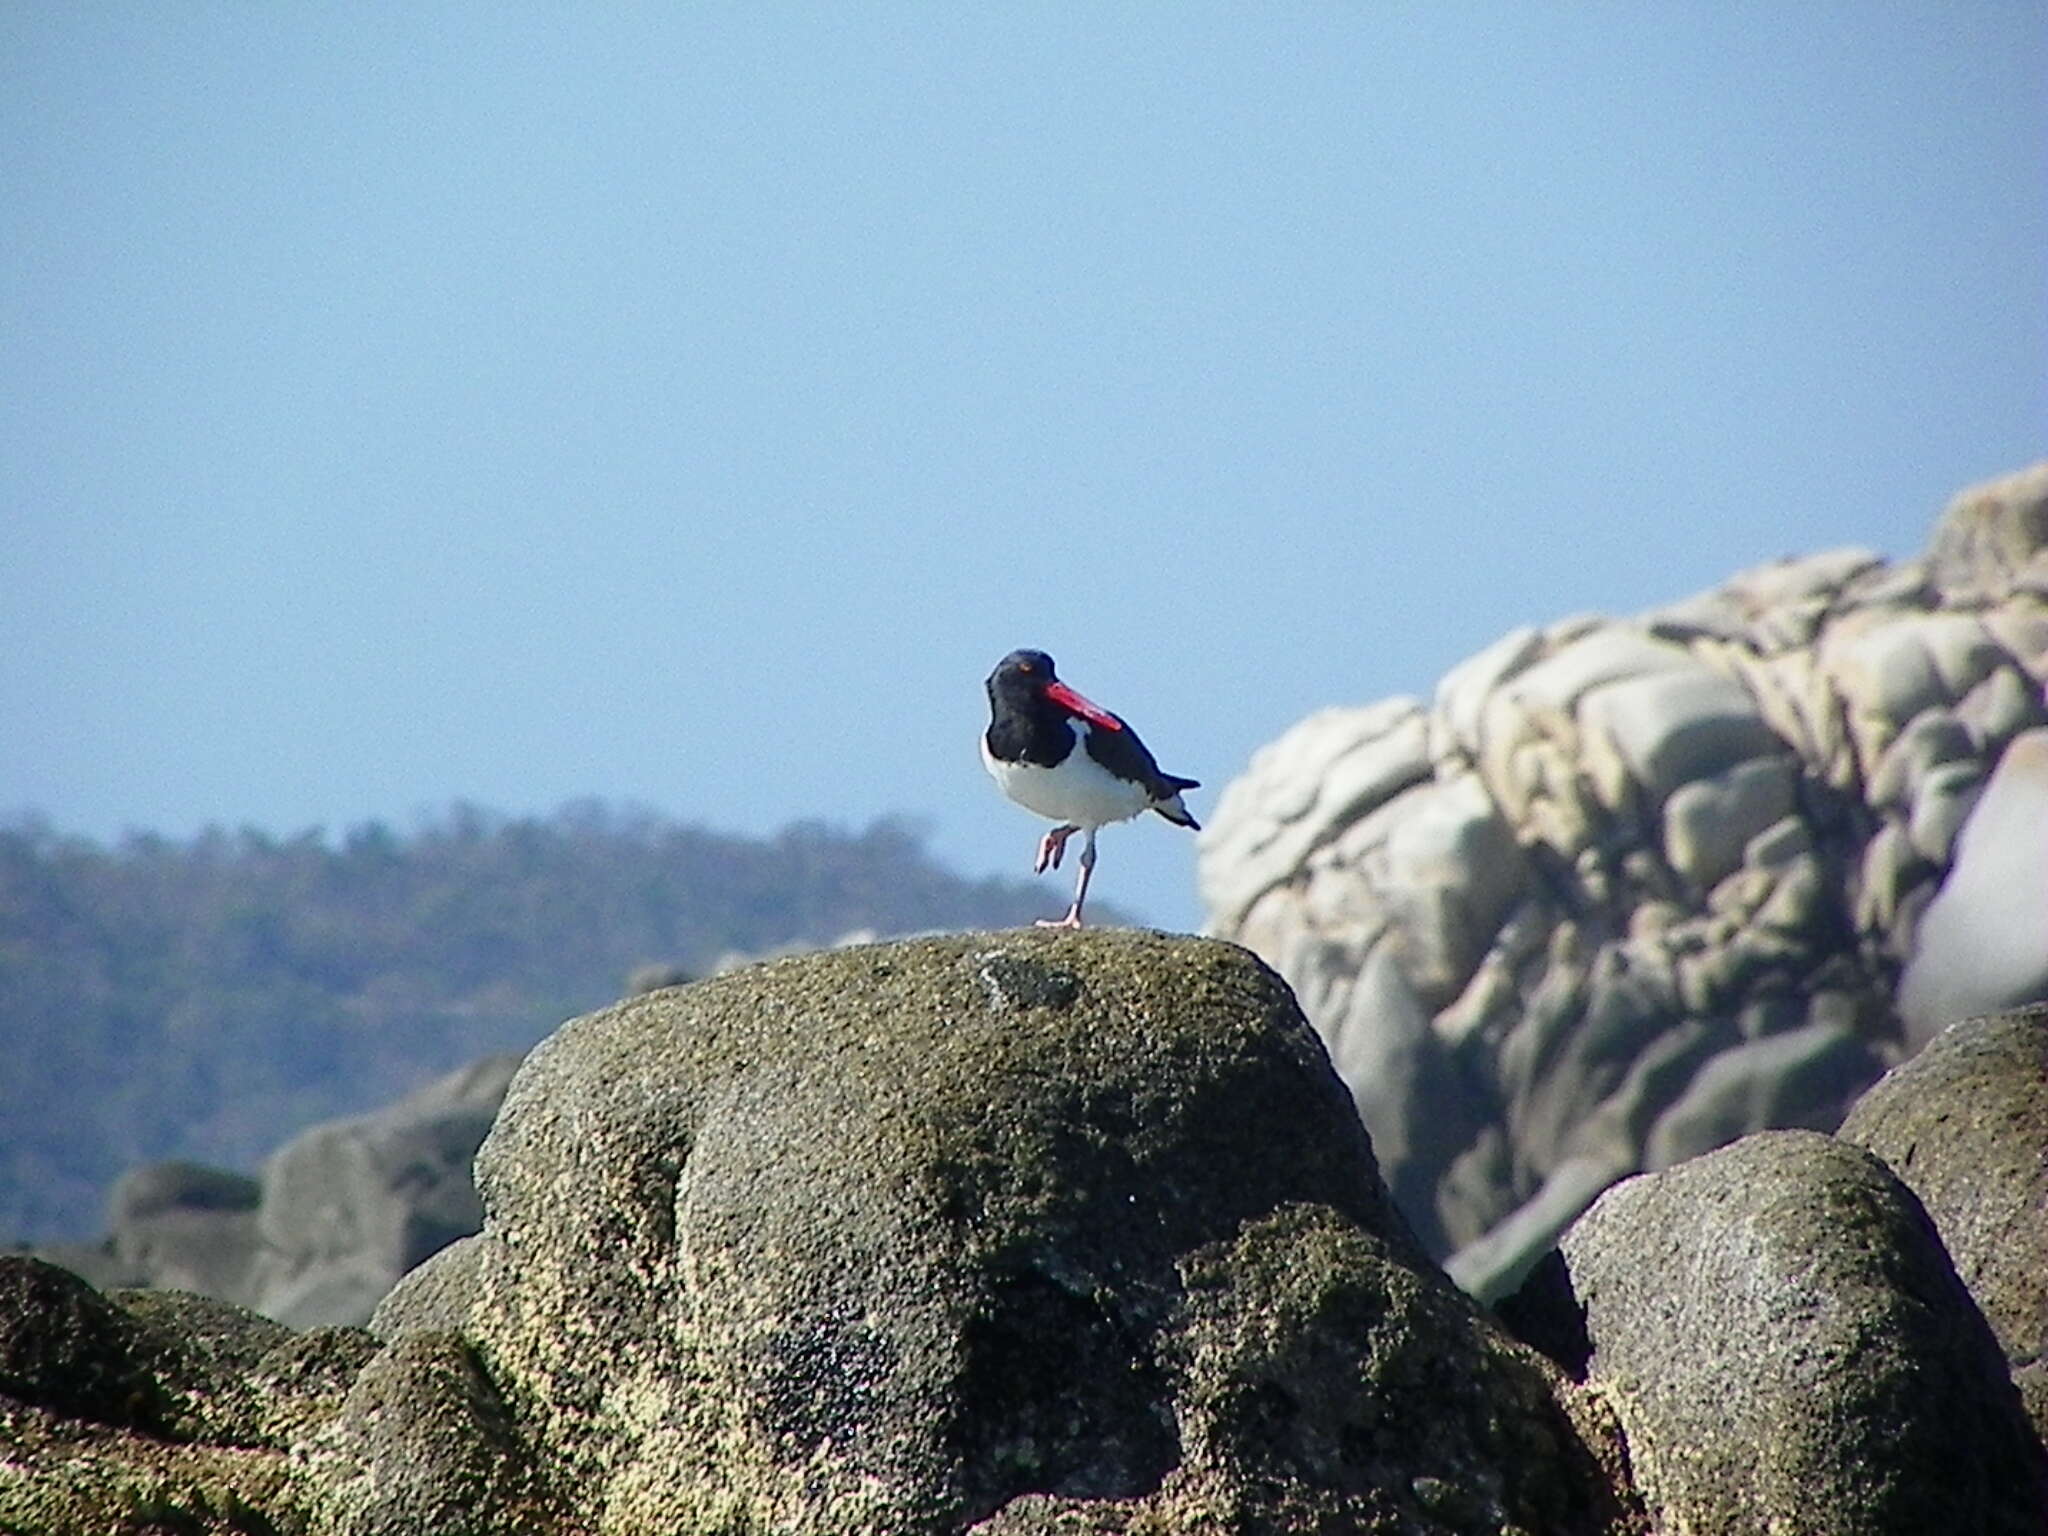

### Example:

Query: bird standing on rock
xmin=981 ymin=648 xmax=1200 ymax=928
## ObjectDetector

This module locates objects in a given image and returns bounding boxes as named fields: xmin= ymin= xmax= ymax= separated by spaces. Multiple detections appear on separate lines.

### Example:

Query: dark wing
xmin=1083 ymin=716 xmax=1198 ymax=803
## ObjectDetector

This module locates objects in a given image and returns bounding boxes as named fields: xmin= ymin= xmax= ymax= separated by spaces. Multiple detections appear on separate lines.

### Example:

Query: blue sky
xmin=4 ymin=5 xmax=2042 ymax=932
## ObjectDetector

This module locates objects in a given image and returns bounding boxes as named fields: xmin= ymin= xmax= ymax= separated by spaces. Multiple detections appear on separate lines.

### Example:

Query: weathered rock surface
xmin=248 ymin=1053 xmax=519 ymax=1329
xmin=1200 ymin=463 xmax=2048 ymax=1291
xmin=3 ymin=931 xmax=1638 ymax=1535
xmin=8 ymin=932 xmax=2040 ymax=1534
xmin=366 ymin=929 xmax=1621 ymax=1535
xmin=1898 ymin=732 xmax=2048 ymax=1031
xmin=1551 ymin=1130 xmax=2046 ymax=1535
xmin=0 ymin=1253 xmax=377 ymax=1533
xmin=1839 ymin=1004 xmax=2048 ymax=1439
xmin=27 ymin=1054 xmax=521 ymax=1331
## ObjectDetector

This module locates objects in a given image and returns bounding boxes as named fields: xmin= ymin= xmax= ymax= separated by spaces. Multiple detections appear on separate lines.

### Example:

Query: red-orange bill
xmin=1045 ymin=680 xmax=1123 ymax=731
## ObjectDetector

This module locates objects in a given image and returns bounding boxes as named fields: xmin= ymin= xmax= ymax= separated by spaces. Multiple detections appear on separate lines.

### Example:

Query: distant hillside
xmin=0 ymin=803 xmax=1095 ymax=1242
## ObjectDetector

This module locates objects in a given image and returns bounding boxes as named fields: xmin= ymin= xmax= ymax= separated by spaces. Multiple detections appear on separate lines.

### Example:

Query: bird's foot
xmin=1034 ymin=909 xmax=1085 ymax=929
xmin=1033 ymin=825 xmax=1078 ymax=875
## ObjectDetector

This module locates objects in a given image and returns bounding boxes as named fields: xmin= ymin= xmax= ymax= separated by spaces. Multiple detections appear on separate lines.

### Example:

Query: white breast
xmin=982 ymin=723 xmax=1150 ymax=829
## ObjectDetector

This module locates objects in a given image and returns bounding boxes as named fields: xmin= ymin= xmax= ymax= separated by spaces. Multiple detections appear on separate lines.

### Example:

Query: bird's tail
xmin=1151 ymin=785 xmax=1201 ymax=831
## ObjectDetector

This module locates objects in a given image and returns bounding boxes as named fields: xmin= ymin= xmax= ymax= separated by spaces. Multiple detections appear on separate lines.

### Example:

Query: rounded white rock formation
xmin=1201 ymin=463 xmax=2048 ymax=1297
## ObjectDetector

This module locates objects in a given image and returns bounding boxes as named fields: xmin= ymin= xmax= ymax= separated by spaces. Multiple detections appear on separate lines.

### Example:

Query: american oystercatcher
xmin=981 ymin=649 xmax=1200 ymax=928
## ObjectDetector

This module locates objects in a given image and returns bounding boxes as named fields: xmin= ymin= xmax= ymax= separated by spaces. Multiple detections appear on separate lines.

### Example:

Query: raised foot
xmin=1033 ymin=825 xmax=1078 ymax=875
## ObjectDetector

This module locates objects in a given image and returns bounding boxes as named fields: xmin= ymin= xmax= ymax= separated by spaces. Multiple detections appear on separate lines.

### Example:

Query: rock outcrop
xmin=1200 ymin=463 xmax=2048 ymax=1291
xmin=0 ymin=1254 xmax=378 ymax=1532
xmin=28 ymin=1054 xmax=521 ymax=1330
xmin=363 ymin=929 xmax=1619 ymax=1535
xmin=1839 ymin=1003 xmax=2048 ymax=1439
xmin=1550 ymin=1129 xmax=2045 ymax=1534
xmin=0 ymin=931 xmax=1636 ymax=1534
xmin=1896 ymin=735 xmax=2048 ymax=1029
xmin=5 ymin=931 xmax=2038 ymax=1535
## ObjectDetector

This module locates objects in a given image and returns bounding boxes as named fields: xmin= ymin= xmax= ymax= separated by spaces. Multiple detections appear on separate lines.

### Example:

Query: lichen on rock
xmin=1551 ymin=1129 xmax=2047 ymax=1535
xmin=6 ymin=928 xmax=2037 ymax=1533
xmin=363 ymin=928 xmax=1615 ymax=1534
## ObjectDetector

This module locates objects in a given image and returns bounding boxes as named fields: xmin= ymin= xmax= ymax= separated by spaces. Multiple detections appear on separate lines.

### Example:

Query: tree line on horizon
xmin=0 ymin=802 xmax=1073 ymax=1243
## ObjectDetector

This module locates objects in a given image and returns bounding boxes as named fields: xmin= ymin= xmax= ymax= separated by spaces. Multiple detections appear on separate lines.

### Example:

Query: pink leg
xmin=1035 ymin=829 xmax=1097 ymax=928
xmin=1034 ymin=824 xmax=1078 ymax=875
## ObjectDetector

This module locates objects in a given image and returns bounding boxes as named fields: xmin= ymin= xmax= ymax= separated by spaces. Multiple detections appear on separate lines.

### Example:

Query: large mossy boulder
xmin=365 ymin=928 xmax=1620 ymax=1534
